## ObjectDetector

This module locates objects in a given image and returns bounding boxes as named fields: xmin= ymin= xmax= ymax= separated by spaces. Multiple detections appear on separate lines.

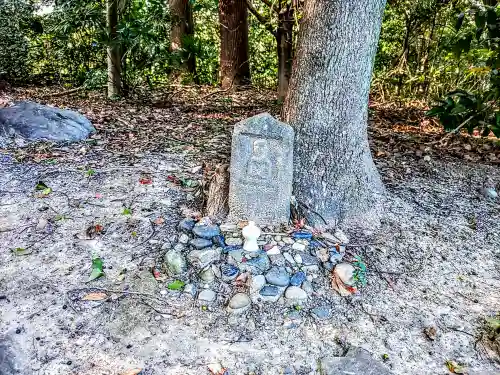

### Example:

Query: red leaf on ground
xmin=139 ymin=177 xmax=152 ymax=185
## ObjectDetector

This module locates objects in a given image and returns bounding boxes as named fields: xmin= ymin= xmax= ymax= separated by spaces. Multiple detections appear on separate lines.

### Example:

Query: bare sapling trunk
xmin=245 ymin=0 xmax=295 ymax=99
xmin=283 ymin=0 xmax=386 ymax=230
xmin=219 ymin=0 xmax=251 ymax=89
xmin=169 ymin=0 xmax=196 ymax=76
xmin=277 ymin=6 xmax=293 ymax=100
xmin=107 ymin=0 xmax=122 ymax=98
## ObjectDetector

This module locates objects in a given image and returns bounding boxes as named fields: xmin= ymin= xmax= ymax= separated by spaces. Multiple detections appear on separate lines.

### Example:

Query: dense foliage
xmin=427 ymin=1 xmax=500 ymax=137
xmin=0 ymin=0 xmax=35 ymax=80
xmin=0 ymin=0 xmax=498 ymax=135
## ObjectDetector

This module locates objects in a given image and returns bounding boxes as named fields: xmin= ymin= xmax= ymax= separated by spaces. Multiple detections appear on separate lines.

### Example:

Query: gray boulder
xmin=320 ymin=347 xmax=392 ymax=375
xmin=0 ymin=335 xmax=28 ymax=375
xmin=0 ymin=101 xmax=95 ymax=147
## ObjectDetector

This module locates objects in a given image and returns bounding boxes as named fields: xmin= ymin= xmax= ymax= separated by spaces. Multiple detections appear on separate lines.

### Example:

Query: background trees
xmin=0 ymin=0 xmax=499 ymax=137
xmin=245 ymin=0 xmax=298 ymax=99
xmin=169 ymin=0 xmax=196 ymax=77
xmin=0 ymin=0 xmax=36 ymax=81
xmin=219 ymin=0 xmax=250 ymax=88
xmin=107 ymin=0 xmax=122 ymax=97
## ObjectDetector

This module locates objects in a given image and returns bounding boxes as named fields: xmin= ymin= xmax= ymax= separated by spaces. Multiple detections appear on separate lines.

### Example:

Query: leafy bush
xmin=427 ymin=2 xmax=500 ymax=137
xmin=0 ymin=0 xmax=33 ymax=80
xmin=427 ymin=90 xmax=500 ymax=137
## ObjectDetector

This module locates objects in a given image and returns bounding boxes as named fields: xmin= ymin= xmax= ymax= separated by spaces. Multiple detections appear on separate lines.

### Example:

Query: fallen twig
xmin=427 ymin=116 xmax=474 ymax=146
xmin=40 ymin=87 xmax=84 ymax=98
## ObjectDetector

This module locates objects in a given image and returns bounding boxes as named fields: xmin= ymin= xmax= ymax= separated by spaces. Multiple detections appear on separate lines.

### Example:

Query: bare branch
xmin=244 ymin=0 xmax=276 ymax=37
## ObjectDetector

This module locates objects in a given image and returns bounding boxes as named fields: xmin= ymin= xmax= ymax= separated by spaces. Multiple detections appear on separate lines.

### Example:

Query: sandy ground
xmin=0 ymin=138 xmax=499 ymax=375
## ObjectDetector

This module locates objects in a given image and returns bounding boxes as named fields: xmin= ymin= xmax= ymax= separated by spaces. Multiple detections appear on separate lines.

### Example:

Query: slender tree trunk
xmin=107 ymin=0 xmax=121 ymax=98
xmin=397 ymin=14 xmax=411 ymax=97
xmin=277 ymin=6 xmax=293 ymax=101
xmin=219 ymin=0 xmax=250 ymax=89
xmin=169 ymin=0 xmax=196 ymax=75
xmin=283 ymin=0 xmax=386 ymax=230
xmin=419 ymin=10 xmax=437 ymax=96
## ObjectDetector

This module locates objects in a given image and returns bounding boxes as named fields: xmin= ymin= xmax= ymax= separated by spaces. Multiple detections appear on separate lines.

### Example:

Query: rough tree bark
xmin=169 ymin=0 xmax=196 ymax=75
xmin=204 ymin=164 xmax=230 ymax=218
xmin=283 ymin=0 xmax=386 ymax=230
xmin=219 ymin=0 xmax=251 ymax=89
xmin=107 ymin=0 xmax=122 ymax=98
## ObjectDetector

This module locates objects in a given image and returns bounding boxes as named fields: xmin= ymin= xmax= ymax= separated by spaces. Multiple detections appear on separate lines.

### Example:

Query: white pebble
xmin=292 ymin=242 xmax=306 ymax=251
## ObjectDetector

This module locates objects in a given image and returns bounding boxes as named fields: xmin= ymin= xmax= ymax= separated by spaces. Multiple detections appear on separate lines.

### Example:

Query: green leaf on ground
xmin=87 ymin=256 xmax=104 ymax=282
xmin=35 ymin=181 xmax=52 ymax=196
xmin=35 ymin=181 xmax=49 ymax=190
xmin=12 ymin=247 xmax=33 ymax=256
xmin=41 ymin=187 xmax=52 ymax=196
xmin=85 ymin=169 xmax=96 ymax=177
xmin=122 ymin=207 xmax=132 ymax=215
xmin=167 ymin=280 xmax=185 ymax=290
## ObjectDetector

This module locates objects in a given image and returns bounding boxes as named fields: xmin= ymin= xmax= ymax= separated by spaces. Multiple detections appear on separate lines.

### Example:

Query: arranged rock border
xmin=163 ymin=218 xmax=357 ymax=313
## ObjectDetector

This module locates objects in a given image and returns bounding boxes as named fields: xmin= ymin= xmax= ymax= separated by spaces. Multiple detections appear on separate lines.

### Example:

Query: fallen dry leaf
xmin=446 ymin=360 xmax=466 ymax=374
xmin=82 ymin=292 xmax=107 ymax=301
xmin=331 ymin=269 xmax=356 ymax=296
xmin=424 ymin=326 xmax=437 ymax=341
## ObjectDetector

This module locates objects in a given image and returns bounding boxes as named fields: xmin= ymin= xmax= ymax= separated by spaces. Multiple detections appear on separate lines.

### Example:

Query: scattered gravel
xmin=0 ymin=147 xmax=499 ymax=374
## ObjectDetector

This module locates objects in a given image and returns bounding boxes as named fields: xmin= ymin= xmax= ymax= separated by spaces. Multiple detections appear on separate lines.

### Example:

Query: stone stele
xmin=229 ymin=113 xmax=294 ymax=224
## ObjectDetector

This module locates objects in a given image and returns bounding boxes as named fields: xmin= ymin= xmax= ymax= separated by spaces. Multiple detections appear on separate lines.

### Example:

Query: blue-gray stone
xmin=290 ymin=271 xmax=306 ymax=286
xmin=192 ymin=225 xmax=220 ymax=239
xmin=223 ymin=245 xmax=243 ymax=254
xmin=212 ymin=235 xmax=225 ymax=247
xmin=323 ymin=262 xmax=334 ymax=271
xmin=243 ymin=253 xmax=271 ymax=275
xmin=330 ymin=249 xmax=343 ymax=263
xmin=265 ymin=267 xmax=290 ymax=287
xmin=311 ymin=306 xmax=332 ymax=320
xmin=183 ymin=283 xmax=197 ymax=297
xmin=292 ymin=231 xmax=312 ymax=240
xmin=0 ymin=101 xmax=95 ymax=147
xmin=483 ymin=187 xmax=498 ymax=199
xmin=221 ymin=264 xmax=239 ymax=281
xmin=320 ymin=347 xmax=393 ymax=375
xmin=189 ymin=238 xmax=213 ymax=249
xmin=0 ymin=334 xmax=25 ymax=375
xmin=179 ymin=218 xmax=196 ymax=232
xmin=309 ymin=240 xmax=322 ymax=248
xmin=260 ymin=285 xmax=279 ymax=296
xmin=300 ymin=254 xmax=319 ymax=266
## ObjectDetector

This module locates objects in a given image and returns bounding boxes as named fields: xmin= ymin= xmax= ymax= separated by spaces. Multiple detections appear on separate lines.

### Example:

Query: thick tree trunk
xmin=219 ymin=0 xmax=251 ymax=89
xmin=169 ymin=0 xmax=196 ymax=75
xmin=107 ymin=0 xmax=121 ymax=98
xmin=283 ymin=0 xmax=386 ymax=230
xmin=277 ymin=7 xmax=293 ymax=101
